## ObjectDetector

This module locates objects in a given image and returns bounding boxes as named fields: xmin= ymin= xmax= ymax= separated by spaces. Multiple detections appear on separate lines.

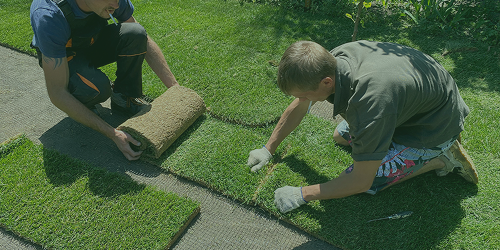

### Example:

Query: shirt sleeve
xmin=349 ymin=115 xmax=396 ymax=162
xmin=346 ymin=79 xmax=399 ymax=162
xmin=31 ymin=8 xmax=70 ymax=58
xmin=114 ymin=0 xmax=135 ymax=22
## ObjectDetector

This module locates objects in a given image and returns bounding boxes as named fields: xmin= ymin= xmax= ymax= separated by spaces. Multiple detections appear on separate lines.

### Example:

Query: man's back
xmin=331 ymin=40 xmax=469 ymax=161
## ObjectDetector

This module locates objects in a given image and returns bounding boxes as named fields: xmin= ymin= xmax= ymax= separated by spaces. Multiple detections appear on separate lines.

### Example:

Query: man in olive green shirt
xmin=247 ymin=40 xmax=478 ymax=213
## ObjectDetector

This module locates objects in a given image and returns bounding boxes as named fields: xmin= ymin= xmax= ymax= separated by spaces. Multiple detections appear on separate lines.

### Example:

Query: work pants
xmin=36 ymin=23 xmax=148 ymax=109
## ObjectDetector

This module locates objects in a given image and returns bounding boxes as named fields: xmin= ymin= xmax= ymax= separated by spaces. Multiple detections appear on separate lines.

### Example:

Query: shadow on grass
xmin=280 ymin=155 xmax=479 ymax=249
xmin=281 ymin=154 xmax=332 ymax=185
xmin=38 ymin=107 xmax=163 ymax=179
xmin=233 ymin=5 xmax=354 ymax=56
xmin=42 ymin=148 xmax=147 ymax=197
xmin=400 ymin=29 xmax=500 ymax=93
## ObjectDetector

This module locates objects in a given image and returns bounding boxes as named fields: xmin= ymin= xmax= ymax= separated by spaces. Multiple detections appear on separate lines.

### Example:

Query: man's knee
xmin=93 ymin=78 xmax=112 ymax=103
xmin=69 ymin=71 xmax=111 ymax=107
xmin=120 ymin=23 xmax=147 ymax=49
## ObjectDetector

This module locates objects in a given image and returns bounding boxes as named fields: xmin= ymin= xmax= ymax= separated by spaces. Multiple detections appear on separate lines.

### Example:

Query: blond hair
xmin=277 ymin=41 xmax=337 ymax=95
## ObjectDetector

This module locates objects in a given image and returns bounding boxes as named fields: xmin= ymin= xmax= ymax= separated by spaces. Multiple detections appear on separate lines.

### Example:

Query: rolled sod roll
xmin=117 ymin=85 xmax=206 ymax=159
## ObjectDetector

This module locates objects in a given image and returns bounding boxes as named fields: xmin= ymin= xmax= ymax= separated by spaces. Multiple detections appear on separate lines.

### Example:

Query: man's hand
xmin=274 ymin=186 xmax=307 ymax=213
xmin=246 ymin=146 xmax=272 ymax=172
xmin=112 ymin=130 xmax=143 ymax=161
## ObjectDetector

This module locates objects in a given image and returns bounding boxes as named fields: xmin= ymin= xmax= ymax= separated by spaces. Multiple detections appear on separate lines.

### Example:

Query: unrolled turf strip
xmin=0 ymin=135 xmax=200 ymax=250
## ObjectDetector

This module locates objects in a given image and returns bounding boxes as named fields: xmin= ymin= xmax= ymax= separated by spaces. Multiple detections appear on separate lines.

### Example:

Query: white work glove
xmin=274 ymin=186 xmax=307 ymax=213
xmin=246 ymin=146 xmax=272 ymax=172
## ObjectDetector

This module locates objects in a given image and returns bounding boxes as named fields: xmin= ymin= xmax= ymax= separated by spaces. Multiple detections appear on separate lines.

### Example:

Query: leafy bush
xmin=242 ymin=0 xmax=499 ymax=44
xmin=466 ymin=0 xmax=500 ymax=44
xmin=240 ymin=0 xmax=353 ymax=14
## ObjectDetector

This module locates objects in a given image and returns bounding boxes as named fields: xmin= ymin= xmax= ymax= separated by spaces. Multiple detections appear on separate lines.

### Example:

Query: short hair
xmin=277 ymin=41 xmax=337 ymax=95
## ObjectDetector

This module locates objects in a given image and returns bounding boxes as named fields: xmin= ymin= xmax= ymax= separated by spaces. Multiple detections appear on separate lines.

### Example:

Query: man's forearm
xmin=145 ymin=36 xmax=178 ymax=88
xmin=49 ymin=88 xmax=116 ymax=140
xmin=265 ymin=99 xmax=310 ymax=154
xmin=302 ymin=160 xmax=381 ymax=201
xmin=42 ymin=55 xmax=117 ymax=140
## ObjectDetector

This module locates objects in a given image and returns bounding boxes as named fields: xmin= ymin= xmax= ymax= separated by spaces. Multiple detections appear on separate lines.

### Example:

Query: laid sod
xmin=0 ymin=135 xmax=200 ymax=250
xmin=1 ymin=0 xmax=500 ymax=249
xmin=149 ymin=114 xmax=499 ymax=250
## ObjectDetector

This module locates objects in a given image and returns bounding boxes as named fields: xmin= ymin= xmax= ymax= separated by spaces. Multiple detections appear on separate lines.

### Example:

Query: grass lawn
xmin=0 ymin=135 xmax=200 ymax=249
xmin=153 ymin=113 xmax=499 ymax=249
xmin=1 ymin=0 xmax=499 ymax=249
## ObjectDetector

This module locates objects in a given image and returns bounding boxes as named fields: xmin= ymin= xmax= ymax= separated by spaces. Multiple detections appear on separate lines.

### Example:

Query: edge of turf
xmin=0 ymin=42 xmax=36 ymax=57
xmin=0 ymin=135 xmax=201 ymax=250
xmin=140 ymin=115 xmax=346 ymax=248
xmin=165 ymin=206 xmax=200 ymax=250
xmin=255 ymin=203 xmax=345 ymax=250
xmin=0 ymin=133 xmax=28 ymax=158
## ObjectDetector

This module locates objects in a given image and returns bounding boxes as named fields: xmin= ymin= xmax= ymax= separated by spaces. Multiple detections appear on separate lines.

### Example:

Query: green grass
xmin=0 ymin=135 xmax=200 ymax=250
xmin=151 ymin=115 xmax=271 ymax=203
xmin=148 ymin=113 xmax=500 ymax=249
xmin=1 ymin=0 xmax=500 ymax=249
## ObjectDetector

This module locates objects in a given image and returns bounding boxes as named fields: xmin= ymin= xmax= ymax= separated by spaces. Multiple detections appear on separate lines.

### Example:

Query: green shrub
xmin=241 ymin=0 xmax=499 ymax=45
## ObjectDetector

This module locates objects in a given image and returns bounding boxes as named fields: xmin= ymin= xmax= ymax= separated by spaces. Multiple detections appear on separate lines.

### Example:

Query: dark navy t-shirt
xmin=30 ymin=0 xmax=134 ymax=58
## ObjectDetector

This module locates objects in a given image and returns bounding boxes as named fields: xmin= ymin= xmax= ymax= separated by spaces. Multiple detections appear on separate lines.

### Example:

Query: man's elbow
xmin=47 ymin=90 xmax=60 ymax=105
xmin=46 ymin=88 xmax=69 ymax=109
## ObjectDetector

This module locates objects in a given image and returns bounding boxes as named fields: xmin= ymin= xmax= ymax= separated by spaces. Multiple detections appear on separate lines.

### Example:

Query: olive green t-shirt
xmin=327 ymin=40 xmax=469 ymax=162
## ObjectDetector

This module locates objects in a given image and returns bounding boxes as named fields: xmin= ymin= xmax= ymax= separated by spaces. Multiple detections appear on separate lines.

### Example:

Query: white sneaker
xmin=435 ymin=140 xmax=478 ymax=184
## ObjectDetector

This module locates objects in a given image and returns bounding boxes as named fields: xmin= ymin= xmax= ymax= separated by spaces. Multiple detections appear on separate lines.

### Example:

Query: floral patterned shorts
xmin=336 ymin=120 xmax=458 ymax=194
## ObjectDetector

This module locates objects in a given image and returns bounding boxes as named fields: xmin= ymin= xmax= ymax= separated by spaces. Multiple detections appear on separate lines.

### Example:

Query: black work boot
xmin=110 ymin=91 xmax=151 ymax=117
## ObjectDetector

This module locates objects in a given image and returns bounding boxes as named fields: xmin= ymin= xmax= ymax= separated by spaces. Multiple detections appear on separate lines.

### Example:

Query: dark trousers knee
xmin=88 ymin=23 xmax=147 ymax=98
xmin=68 ymin=57 xmax=112 ymax=108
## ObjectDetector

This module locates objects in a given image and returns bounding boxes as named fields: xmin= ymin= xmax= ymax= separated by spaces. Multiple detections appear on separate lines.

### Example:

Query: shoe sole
xmin=111 ymin=101 xmax=152 ymax=118
xmin=449 ymin=141 xmax=479 ymax=184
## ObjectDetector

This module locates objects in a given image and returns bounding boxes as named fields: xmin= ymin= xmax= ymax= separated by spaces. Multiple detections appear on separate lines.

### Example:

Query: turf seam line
xmin=140 ymin=158 xmax=256 ymax=204
xmin=207 ymin=108 xmax=280 ymax=128
xmin=249 ymin=143 xmax=343 ymax=249
xmin=251 ymin=162 xmax=278 ymax=204
xmin=251 ymin=144 xmax=292 ymax=204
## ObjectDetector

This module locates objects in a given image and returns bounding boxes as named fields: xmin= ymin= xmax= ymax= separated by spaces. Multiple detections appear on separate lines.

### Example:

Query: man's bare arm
xmin=265 ymin=99 xmax=316 ymax=154
xmin=301 ymin=160 xmax=381 ymax=201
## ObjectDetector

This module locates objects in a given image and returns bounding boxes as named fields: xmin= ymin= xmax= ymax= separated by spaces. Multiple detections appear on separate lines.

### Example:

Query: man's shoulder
xmin=31 ymin=0 xmax=68 ymax=35
xmin=31 ymin=0 xmax=60 ymax=15
xmin=31 ymin=0 xmax=70 ymax=58
xmin=31 ymin=0 xmax=66 ymax=26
